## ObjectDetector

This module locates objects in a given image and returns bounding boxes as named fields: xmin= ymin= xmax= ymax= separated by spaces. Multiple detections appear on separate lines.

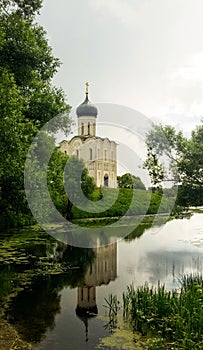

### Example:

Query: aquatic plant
xmin=103 ymin=294 xmax=121 ymax=334
xmin=104 ymin=275 xmax=203 ymax=349
xmin=123 ymin=275 xmax=203 ymax=348
xmin=103 ymin=294 xmax=120 ymax=317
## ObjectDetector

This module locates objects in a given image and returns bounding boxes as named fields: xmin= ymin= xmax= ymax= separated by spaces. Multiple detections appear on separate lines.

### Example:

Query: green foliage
xmin=0 ymin=70 xmax=37 ymax=221
xmin=117 ymin=173 xmax=146 ymax=190
xmin=1 ymin=0 xmax=43 ymax=17
xmin=106 ymin=275 xmax=203 ymax=350
xmin=63 ymin=156 xmax=96 ymax=218
xmin=144 ymin=124 xmax=185 ymax=186
xmin=0 ymin=0 xmax=72 ymax=226
xmin=25 ymin=133 xmax=99 ymax=222
xmin=121 ymin=275 xmax=203 ymax=349
xmin=47 ymin=149 xmax=69 ymax=215
xmin=0 ymin=0 xmax=72 ymax=131
xmin=71 ymin=188 xmax=175 ymax=220
xmin=178 ymin=124 xmax=203 ymax=187
xmin=145 ymin=123 xmax=203 ymax=207
xmin=176 ymin=184 xmax=203 ymax=208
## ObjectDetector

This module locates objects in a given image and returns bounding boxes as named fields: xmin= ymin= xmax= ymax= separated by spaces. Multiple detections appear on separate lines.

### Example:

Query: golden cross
xmin=86 ymin=82 xmax=89 ymax=94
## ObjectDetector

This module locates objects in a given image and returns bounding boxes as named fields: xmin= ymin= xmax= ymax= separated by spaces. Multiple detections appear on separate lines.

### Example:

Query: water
xmin=1 ymin=213 xmax=203 ymax=349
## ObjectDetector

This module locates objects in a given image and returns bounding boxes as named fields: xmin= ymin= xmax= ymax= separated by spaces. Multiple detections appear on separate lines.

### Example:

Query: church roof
xmin=76 ymin=82 xmax=98 ymax=118
xmin=60 ymin=135 xmax=117 ymax=145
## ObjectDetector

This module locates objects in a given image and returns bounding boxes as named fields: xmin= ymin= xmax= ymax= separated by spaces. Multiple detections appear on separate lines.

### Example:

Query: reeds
xmin=112 ymin=275 xmax=203 ymax=349
xmin=103 ymin=294 xmax=121 ymax=333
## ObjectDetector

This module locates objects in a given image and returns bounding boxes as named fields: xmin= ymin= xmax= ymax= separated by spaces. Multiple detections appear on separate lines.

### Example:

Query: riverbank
xmin=0 ymin=188 xmax=177 ymax=230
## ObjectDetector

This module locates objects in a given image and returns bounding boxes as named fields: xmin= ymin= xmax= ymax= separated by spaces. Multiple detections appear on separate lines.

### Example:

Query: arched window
xmin=90 ymin=148 xmax=93 ymax=160
xmin=76 ymin=150 xmax=79 ymax=157
xmin=104 ymin=150 xmax=107 ymax=161
xmin=104 ymin=174 xmax=109 ymax=187
xmin=98 ymin=148 xmax=100 ymax=160
xmin=88 ymin=122 xmax=90 ymax=135
xmin=64 ymin=150 xmax=67 ymax=155
xmin=81 ymin=123 xmax=84 ymax=135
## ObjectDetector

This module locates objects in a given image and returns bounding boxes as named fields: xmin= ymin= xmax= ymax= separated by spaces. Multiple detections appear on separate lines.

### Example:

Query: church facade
xmin=59 ymin=83 xmax=117 ymax=188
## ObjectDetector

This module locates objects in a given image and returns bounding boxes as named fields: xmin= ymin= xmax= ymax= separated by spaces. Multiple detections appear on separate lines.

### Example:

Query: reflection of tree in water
xmin=8 ymin=276 xmax=61 ymax=343
xmin=57 ymin=245 xmax=96 ymax=287
xmin=7 ymin=245 xmax=96 ymax=343
xmin=124 ymin=215 xmax=166 ymax=242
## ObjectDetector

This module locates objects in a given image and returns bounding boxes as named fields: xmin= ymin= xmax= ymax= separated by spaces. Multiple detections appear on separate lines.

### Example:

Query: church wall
xmin=59 ymin=140 xmax=70 ymax=155
xmin=59 ymin=137 xmax=117 ymax=188
xmin=94 ymin=139 xmax=117 ymax=188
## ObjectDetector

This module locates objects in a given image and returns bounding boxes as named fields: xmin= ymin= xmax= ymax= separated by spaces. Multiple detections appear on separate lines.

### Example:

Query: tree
xmin=0 ymin=0 xmax=72 ymax=133
xmin=0 ymin=0 xmax=72 ymax=225
xmin=0 ymin=0 xmax=43 ymax=17
xmin=0 ymin=70 xmax=37 ymax=223
xmin=64 ymin=156 xmax=96 ymax=218
xmin=144 ymin=123 xmax=203 ymax=206
xmin=117 ymin=173 xmax=146 ymax=190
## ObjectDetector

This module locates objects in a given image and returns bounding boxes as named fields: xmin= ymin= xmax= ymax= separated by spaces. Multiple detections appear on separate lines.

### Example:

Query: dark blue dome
xmin=76 ymin=95 xmax=98 ymax=117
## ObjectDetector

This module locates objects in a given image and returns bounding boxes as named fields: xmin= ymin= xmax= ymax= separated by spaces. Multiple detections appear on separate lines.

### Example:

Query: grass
xmin=71 ymin=188 xmax=176 ymax=220
xmin=104 ymin=275 xmax=203 ymax=349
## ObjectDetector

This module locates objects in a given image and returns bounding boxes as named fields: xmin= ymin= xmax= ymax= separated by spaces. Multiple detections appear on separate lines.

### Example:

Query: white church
xmin=59 ymin=83 xmax=117 ymax=188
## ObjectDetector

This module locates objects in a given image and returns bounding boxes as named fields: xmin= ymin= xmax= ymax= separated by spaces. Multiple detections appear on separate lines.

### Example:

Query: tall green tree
xmin=144 ymin=123 xmax=203 ymax=206
xmin=64 ymin=156 xmax=96 ymax=218
xmin=0 ymin=70 xmax=37 ymax=222
xmin=0 ymin=0 xmax=72 ymax=225
xmin=0 ymin=0 xmax=71 ymax=133
xmin=144 ymin=124 xmax=186 ymax=186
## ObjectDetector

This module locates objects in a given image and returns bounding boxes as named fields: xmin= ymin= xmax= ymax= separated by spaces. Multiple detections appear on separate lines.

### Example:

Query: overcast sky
xmin=38 ymin=0 xmax=203 ymax=135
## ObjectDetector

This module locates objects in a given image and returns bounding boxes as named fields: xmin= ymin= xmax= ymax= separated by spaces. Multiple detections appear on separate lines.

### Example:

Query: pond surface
xmin=1 ymin=213 xmax=203 ymax=349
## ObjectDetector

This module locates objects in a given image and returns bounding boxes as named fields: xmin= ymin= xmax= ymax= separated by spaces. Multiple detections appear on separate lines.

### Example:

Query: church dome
xmin=76 ymin=83 xmax=98 ymax=117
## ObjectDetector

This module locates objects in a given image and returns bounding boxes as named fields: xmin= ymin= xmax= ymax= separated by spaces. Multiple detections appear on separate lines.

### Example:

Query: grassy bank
xmin=71 ymin=188 xmax=176 ymax=219
xmin=102 ymin=275 xmax=203 ymax=349
xmin=0 ymin=188 xmax=176 ymax=230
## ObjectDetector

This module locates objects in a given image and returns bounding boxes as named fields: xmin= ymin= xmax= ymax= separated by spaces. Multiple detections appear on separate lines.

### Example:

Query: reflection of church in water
xmin=75 ymin=242 xmax=117 ymax=341
xmin=59 ymin=83 xmax=117 ymax=188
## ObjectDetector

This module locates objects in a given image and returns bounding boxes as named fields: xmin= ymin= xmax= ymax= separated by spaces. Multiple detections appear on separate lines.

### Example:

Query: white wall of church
xmin=60 ymin=137 xmax=117 ymax=188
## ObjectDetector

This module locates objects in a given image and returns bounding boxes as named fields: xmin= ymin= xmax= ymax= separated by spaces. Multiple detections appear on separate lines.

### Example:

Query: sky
xmin=37 ymin=0 xmax=203 ymax=183
xmin=38 ymin=0 xmax=203 ymax=135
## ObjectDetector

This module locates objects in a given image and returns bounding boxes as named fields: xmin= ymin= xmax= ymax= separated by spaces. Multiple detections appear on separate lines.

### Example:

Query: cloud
xmin=89 ymin=0 xmax=137 ymax=28
xmin=159 ymin=52 xmax=203 ymax=124
xmin=39 ymin=0 xmax=203 ymax=135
